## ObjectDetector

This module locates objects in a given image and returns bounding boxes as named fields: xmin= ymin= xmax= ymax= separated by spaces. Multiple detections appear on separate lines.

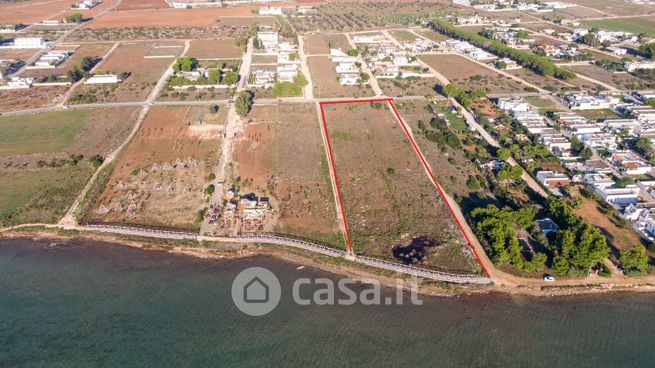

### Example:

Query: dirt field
xmin=323 ymin=102 xmax=482 ymax=273
xmin=0 ymin=107 xmax=139 ymax=226
xmin=87 ymin=7 xmax=260 ymax=28
xmin=0 ymin=0 xmax=112 ymax=23
xmin=117 ymin=0 xmax=169 ymax=11
xmin=89 ymin=106 xmax=221 ymax=230
xmin=567 ymin=0 xmax=655 ymax=17
xmin=420 ymin=54 xmax=527 ymax=93
xmin=506 ymin=68 xmax=576 ymax=93
xmin=567 ymin=65 xmax=655 ymax=91
xmin=414 ymin=29 xmax=449 ymax=43
xmin=0 ymin=49 xmax=39 ymax=60
xmin=303 ymin=34 xmax=350 ymax=55
xmin=308 ymin=56 xmax=374 ymax=98
xmin=68 ymin=42 xmax=171 ymax=103
xmin=232 ymin=103 xmax=340 ymax=245
xmin=0 ymin=86 xmax=68 ymax=113
xmin=187 ymin=39 xmax=242 ymax=59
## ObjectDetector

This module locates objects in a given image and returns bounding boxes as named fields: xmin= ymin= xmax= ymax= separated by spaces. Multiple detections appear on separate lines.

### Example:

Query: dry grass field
xmin=116 ymin=0 xmax=169 ymax=11
xmin=420 ymin=54 xmax=527 ymax=93
xmin=187 ymin=39 xmax=242 ymax=59
xmin=68 ymin=42 xmax=171 ymax=103
xmin=0 ymin=0 xmax=112 ymax=23
xmin=88 ymin=106 xmax=221 ymax=230
xmin=303 ymin=34 xmax=351 ymax=55
xmin=323 ymin=102 xmax=482 ymax=273
xmin=308 ymin=56 xmax=374 ymax=98
xmin=0 ymin=108 xmax=139 ymax=226
xmin=87 ymin=7 xmax=260 ymax=28
xmin=232 ymin=103 xmax=340 ymax=245
xmin=567 ymin=65 xmax=655 ymax=90
xmin=377 ymin=77 xmax=441 ymax=97
xmin=0 ymin=86 xmax=68 ymax=113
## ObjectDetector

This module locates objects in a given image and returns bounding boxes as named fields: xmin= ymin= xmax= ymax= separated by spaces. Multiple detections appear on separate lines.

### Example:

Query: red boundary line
xmin=319 ymin=98 xmax=490 ymax=277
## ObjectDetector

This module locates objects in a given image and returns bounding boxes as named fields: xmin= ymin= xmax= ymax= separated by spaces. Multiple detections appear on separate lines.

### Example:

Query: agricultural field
xmin=231 ymin=103 xmax=340 ymax=245
xmin=414 ymin=29 xmax=450 ymax=43
xmin=567 ymin=65 xmax=655 ymax=90
xmin=68 ymin=42 xmax=172 ymax=103
xmin=322 ymin=102 xmax=483 ymax=274
xmin=377 ymin=77 xmax=441 ymax=97
xmin=116 ymin=0 xmax=169 ymax=11
xmin=0 ymin=0 xmax=112 ymax=24
xmin=86 ymin=7 xmax=259 ymax=28
xmin=0 ymin=108 xmax=139 ymax=226
xmin=187 ymin=39 xmax=243 ymax=59
xmin=419 ymin=54 xmax=528 ymax=93
xmin=303 ymin=34 xmax=350 ymax=55
xmin=87 ymin=106 xmax=222 ymax=230
xmin=568 ymin=0 xmax=655 ymax=17
xmin=582 ymin=17 xmax=655 ymax=38
xmin=307 ymin=56 xmax=374 ymax=98
xmin=0 ymin=86 xmax=68 ymax=113
xmin=388 ymin=30 xmax=421 ymax=42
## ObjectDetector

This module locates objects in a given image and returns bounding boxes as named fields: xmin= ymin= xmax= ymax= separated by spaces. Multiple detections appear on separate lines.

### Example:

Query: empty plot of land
xmin=214 ymin=16 xmax=277 ymax=28
xmin=308 ymin=56 xmax=374 ymax=98
xmin=187 ymin=39 xmax=242 ymax=59
xmin=420 ymin=54 xmax=527 ymax=93
xmin=234 ymin=103 xmax=340 ymax=245
xmin=24 ymin=42 xmax=115 ymax=79
xmin=0 ymin=108 xmax=139 ymax=226
xmin=0 ymin=86 xmax=68 ymax=113
xmin=117 ymin=0 xmax=169 ymax=11
xmin=567 ymin=65 xmax=655 ymax=90
xmin=414 ymin=29 xmax=449 ymax=43
xmin=87 ymin=7 xmax=260 ymax=28
xmin=323 ymin=102 xmax=481 ymax=273
xmin=69 ymin=42 xmax=171 ymax=103
xmin=303 ymin=34 xmax=351 ymax=55
xmin=506 ymin=68 xmax=574 ymax=93
xmin=568 ymin=0 xmax=655 ymax=16
xmin=89 ymin=106 xmax=221 ymax=230
xmin=582 ymin=17 xmax=655 ymax=38
xmin=0 ymin=0 xmax=110 ymax=23
xmin=377 ymin=77 xmax=441 ymax=97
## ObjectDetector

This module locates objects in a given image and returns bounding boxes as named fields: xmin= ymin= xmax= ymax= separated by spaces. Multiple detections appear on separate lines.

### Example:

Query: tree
xmin=294 ymin=73 xmax=308 ymax=87
xmin=173 ymin=57 xmax=198 ymax=72
xmin=64 ymin=13 xmax=83 ymax=23
xmin=234 ymin=91 xmax=253 ymax=117
xmin=616 ymin=176 xmax=635 ymax=188
xmin=645 ymin=98 xmax=655 ymax=107
xmin=360 ymin=72 xmax=370 ymax=81
xmin=620 ymin=246 xmax=650 ymax=274
xmin=552 ymin=255 xmax=570 ymax=276
xmin=207 ymin=69 xmax=220 ymax=84
xmin=497 ymin=147 xmax=511 ymax=160
xmin=209 ymin=105 xmax=219 ymax=114
xmin=222 ymin=70 xmax=238 ymax=85
xmin=346 ymin=48 xmax=359 ymax=57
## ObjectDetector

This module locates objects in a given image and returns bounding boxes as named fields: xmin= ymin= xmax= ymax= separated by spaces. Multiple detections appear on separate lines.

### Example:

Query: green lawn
xmin=575 ymin=108 xmax=622 ymax=122
xmin=582 ymin=17 xmax=655 ymax=38
xmin=0 ymin=110 xmax=88 ymax=156
xmin=0 ymin=167 xmax=91 ymax=226
xmin=389 ymin=30 xmax=418 ymax=42
xmin=445 ymin=111 xmax=468 ymax=131
xmin=525 ymin=96 xmax=555 ymax=108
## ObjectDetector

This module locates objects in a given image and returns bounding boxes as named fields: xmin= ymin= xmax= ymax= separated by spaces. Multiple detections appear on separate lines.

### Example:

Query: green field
xmin=389 ymin=30 xmax=419 ymax=42
xmin=0 ymin=167 xmax=90 ymax=226
xmin=583 ymin=17 xmax=655 ymax=38
xmin=0 ymin=111 xmax=88 ymax=156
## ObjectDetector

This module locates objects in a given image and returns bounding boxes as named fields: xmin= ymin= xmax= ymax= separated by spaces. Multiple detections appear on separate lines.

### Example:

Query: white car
xmin=543 ymin=275 xmax=555 ymax=282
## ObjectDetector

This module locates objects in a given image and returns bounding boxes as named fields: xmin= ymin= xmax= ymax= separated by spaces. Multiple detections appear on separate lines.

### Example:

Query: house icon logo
xmin=244 ymin=277 xmax=269 ymax=303
xmin=232 ymin=267 xmax=281 ymax=316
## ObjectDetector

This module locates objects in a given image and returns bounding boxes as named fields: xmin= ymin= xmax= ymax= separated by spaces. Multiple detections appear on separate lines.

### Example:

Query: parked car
xmin=543 ymin=274 xmax=555 ymax=282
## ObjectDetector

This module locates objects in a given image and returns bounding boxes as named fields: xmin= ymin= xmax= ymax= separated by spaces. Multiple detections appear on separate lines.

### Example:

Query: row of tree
xmin=430 ymin=19 xmax=576 ymax=80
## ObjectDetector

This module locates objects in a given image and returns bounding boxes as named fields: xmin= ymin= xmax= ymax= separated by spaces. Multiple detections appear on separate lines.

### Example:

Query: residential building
xmin=536 ymin=171 xmax=571 ymax=187
xmin=84 ymin=74 xmax=121 ymax=84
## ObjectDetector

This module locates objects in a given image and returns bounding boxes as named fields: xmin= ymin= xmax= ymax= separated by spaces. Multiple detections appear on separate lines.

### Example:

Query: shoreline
xmin=2 ymin=229 xmax=655 ymax=298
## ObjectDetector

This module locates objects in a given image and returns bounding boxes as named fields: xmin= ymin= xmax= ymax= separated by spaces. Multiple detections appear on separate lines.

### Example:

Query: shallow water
xmin=1 ymin=237 xmax=654 ymax=367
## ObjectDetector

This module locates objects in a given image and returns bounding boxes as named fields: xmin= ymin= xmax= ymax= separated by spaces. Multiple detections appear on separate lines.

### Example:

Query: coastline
xmin=2 ymin=228 xmax=655 ymax=298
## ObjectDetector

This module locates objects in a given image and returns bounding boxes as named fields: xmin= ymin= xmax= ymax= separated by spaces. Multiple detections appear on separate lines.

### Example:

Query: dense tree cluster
xmin=547 ymin=199 xmax=610 ymax=275
xmin=235 ymin=90 xmax=254 ymax=117
xmin=470 ymin=205 xmax=547 ymax=272
xmin=441 ymin=84 xmax=486 ymax=108
xmin=430 ymin=19 xmax=576 ymax=80
xmin=172 ymin=57 xmax=198 ymax=73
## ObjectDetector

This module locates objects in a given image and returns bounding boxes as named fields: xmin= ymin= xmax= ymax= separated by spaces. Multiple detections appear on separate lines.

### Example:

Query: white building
xmin=7 ymin=77 xmax=34 ymax=88
xmin=33 ymin=52 xmax=69 ymax=68
xmin=10 ymin=37 xmax=47 ymax=49
xmin=72 ymin=0 xmax=100 ymax=10
xmin=84 ymin=74 xmax=121 ymax=84
xmin=497 ymin=97 xmax=530 ymax=112
xmin=595 ymin=186 xmax=640 ymax=205
xmin=536 ymin=171 xmax=571 ymax=187
xmin=567 ymin=93 xmax=618 ymax=110
xmin=259 ymin=6 xmax=282 ymax=15
xmin=626 ymin=61 xmax=655 ymax=72
xmin=584 ymin=173 xmax=615 ymax=189
xmin=257 ymin=31 xmax=279 ymax=51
